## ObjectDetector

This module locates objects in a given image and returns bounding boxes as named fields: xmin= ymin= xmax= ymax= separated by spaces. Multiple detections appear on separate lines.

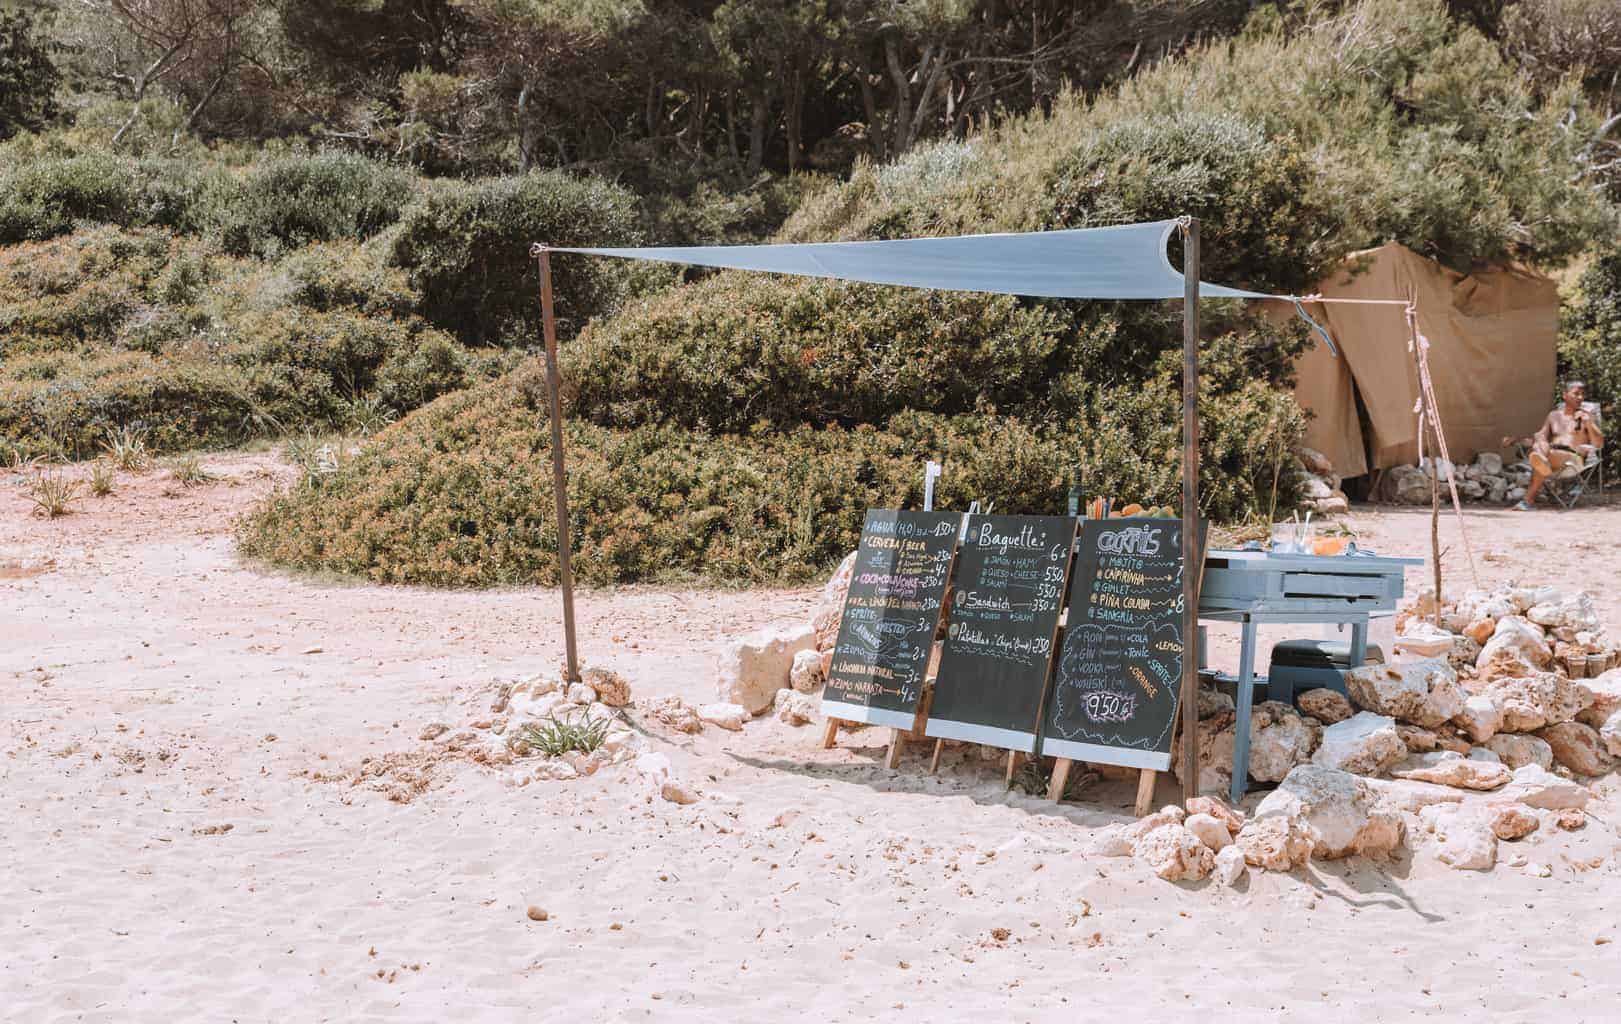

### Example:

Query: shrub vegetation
xmin=236 ymin=0 xmax=1613 ymax=588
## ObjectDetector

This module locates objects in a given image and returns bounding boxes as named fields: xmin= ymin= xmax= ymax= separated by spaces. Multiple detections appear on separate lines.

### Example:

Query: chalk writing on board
xmin=820 ymin=510 xmax=960 ymax=728
xmin=925 ymin=514 xmax=1076 ymax=751
xmin=1041 ymin=518 xmax=1192 ymax=766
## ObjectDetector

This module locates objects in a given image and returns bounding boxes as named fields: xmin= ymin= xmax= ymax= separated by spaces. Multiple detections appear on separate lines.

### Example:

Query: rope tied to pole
xmin=1406 ymin=301 xmax=1483 ymax=591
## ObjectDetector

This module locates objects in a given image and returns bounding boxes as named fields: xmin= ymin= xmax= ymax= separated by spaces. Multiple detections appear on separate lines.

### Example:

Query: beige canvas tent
xmin=1286 ymin=243 xmax=1558 ymax=479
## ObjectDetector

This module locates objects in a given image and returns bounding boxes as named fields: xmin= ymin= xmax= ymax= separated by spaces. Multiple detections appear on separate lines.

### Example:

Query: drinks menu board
xmin=819 ymin=509 xmax=961 ymax=730
xmin=924 ymin=514 xmax=1076 ymax=753
xmin=1040 ymin=517 xmax=1189 ymax=770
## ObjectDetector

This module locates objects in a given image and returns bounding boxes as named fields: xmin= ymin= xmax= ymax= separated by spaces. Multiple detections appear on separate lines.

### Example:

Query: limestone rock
xmin=1433 ymin=724 xmax=1474 ymax=755
xmin=774 ymin=688 xmax=820 ymax=726
xmin=1172 ymin=710 xmax=1237 ymax=794
xmin=1197 ymin=687 xmax=1235 ymax=719
xmin=1184 ymin=813 xmax=1233 ymax=851
xmin=581 ymin=668 xmax=631 ymax=707
xmin=1487 ymin=803 xmax=1539 ymax=841
xmin=1134 ymin=824 xmax=1215 ymax=881
xmin=660 ymin=779 xmax=701 ymax=805
xmin=1253 ymin=765 xmax=1403 ymax=860
xmin=1526 ymin=593 xmax=1600 ymax=631
xmin=1312 ymin=712 xmax=1406 ymax=776
xmin=648 ymin=696 xmax=704 ymax=734
xmin=1556 ymin=808 xmax=1587 ymax=830
xmin=1447 ymin=635 xmax=1483 ymax=672
xmin=1602 ymin=709 xmax=1621 ymax=759
xmin=1468 ymin=745 xmax=1501 ymax=763
xmin=1475 ymin=452 xmax=1504 ymax=475
xmin=714 ymin=623 xmax=817 ymax=715
xmin=1213 ymin=845 xmax=1247 ymax=886
xmin=564 ymin=682 xmax=597 ymax=705
xmin=1396 ymin=725 xmax=1440 ymax=753
xmin=1483 ymin=733 xmax=1554 ymax=770
xmin=1475 ymin=668 xmax=1591 ymax=732
xmin=789 ymin=649 xmax=826 ymax=694
xmin=1452 ymin=694 xmax=1503 ymax=744
xmin=1578 ymin=669 xmax=1621 ymax=728
xmin=1498 ymin=763 xmax=1589 ymax=809
xmin=1534 ymin=721 xmax=1613 ymax=777
xmin=1297 ymin=446 xmax=1334 ymax=476
xmin=1476 ymin=616 xmax=1552 ymax=673
xmin=1087 ymin=825 xmax=1135 ymax=858
xmin=1463 ymin=618 xmax=1497 ymax=646
xmin=1185 ymin=796 xmax=1245 ymax=835
xmin=1120 ymin=807 xmax=1186 ymax=849
xmin=1249 ymin=701 xmax=1322 ymax=782
xmin=696 ymin=702 xmax=747 ymax=732
xmin=1390 ymin=751 xmax=1511 ymax=790
xmin=1364 ymin=778 xmax=1466 ymax=815
xmin=523 ymin=759 xmax=574 ymax=782
xmin=1346 ymin=658 xmax=1465 ymax=728
xmin=1235 ymin=815 xmax=1315 ymax=872
xmin=1297 ymin=688 xmax=1354 ymax=725
xmin=810 ymin=551 xmax=858 ymax=652
xmin=1423 ymin=807 xmax=1497 ymax=870
xmin=1451 ymin=589 xmax=1517 ymax=629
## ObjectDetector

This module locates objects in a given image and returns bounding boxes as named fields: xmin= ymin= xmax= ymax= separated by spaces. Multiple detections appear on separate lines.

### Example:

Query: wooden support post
xmin=1135 ymin=769 xmax=1158 ymax=817
xmin=821 ymin=718 xmax=841 ymax=749
xmin=1179 ymin=217 xmax=1202 ymax=806
xmin=1004 ymin=750 xmax=1020 ymax=790
xmin=535 ymin=246 xmax=580 ymax=683
xmin=885 ymin=729 xmax=905 ymax=769
xmin=929 ymin=739 xmax=944 ymax=774
xmin=1047 ymin=757 xmax=1073 ymax=802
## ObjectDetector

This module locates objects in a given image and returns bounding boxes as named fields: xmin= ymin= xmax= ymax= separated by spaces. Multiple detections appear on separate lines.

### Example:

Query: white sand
xmin=4 ymin=454 xmax=1620 ymax=1021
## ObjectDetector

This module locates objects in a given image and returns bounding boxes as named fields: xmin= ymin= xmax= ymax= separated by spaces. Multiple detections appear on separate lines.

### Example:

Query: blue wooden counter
xmin=1198 ymin=549 xmax=1424 ymax=803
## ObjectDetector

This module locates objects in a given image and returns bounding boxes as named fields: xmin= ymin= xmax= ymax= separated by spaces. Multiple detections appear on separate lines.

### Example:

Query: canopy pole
xmin=534 ymin=245 xmax=581 ymax=683
xmin=1180 ymin=218 xmax=1202 ymax=806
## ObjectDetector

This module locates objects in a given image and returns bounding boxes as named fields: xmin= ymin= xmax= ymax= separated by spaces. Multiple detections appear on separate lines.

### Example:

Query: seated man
xmin=1506 ymin=380 xmax=1603 ymax=510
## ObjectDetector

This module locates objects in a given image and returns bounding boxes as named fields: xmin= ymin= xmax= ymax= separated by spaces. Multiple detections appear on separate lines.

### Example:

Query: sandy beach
xmin=5 ymin=453 xmax=1620 ymax=1022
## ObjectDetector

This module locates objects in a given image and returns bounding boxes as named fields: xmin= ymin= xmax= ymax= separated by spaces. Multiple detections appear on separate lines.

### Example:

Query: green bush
xmin=0 ymin=350 xmax=255 ymax=459
xmin=211 ymin=152 xmax=414 ymax=258
xmin=1559 ymin=243 xmax=1621 ymax=476
xmin=565 ymin=274 xmax=1068 ymax=430
xmin=0 ymin=228 xmax=198 ymax=347
xmin=236 ymin=345 xmax=1308 ymax=587
xmin=0 ymin=155 xmax=223 ymax=243
xmin=388 ymin=170 xmax=646 ymax=345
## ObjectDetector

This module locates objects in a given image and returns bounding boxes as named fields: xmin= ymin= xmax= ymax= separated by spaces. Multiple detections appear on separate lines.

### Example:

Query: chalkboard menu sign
xmin=1040 ymin=517 xmax=1190 ymax=771
xmin=925 ymin=514 xmax=1076 ymax=753
xmin=820 ymin=509 xmax=962 ymax=730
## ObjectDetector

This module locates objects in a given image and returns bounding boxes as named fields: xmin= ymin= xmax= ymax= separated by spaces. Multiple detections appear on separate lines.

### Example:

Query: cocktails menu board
xmin=1040 ymin=517 xmax=1188 ymax=770
xmin=819 ymin=509 xmax=961 ymax=730
xmin=924 ymin=514 xmax=1076 ymax=753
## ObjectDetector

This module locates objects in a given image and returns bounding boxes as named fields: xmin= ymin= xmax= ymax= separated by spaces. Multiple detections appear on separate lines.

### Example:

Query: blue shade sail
xmin=550 ymin=219 xmax=1272 ymax=300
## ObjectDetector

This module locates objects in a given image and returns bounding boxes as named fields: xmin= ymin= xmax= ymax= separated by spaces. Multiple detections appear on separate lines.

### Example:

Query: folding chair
xmin=1543 ymin=401 xmax=1604 ymax=509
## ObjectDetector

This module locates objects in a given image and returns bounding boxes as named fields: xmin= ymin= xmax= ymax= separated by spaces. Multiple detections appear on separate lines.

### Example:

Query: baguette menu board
xmin=819 ymin=509 xmax=962 ymax=730
xmin=1039 ymin=517 xmax=1189 ymax=770
xmin=924 ymin=514 xmax=1076 ymax=753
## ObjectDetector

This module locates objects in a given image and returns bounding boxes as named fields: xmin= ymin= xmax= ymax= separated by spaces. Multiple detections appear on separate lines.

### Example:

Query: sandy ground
xmin=4 ymin=452 xmax=1621 ymax=1022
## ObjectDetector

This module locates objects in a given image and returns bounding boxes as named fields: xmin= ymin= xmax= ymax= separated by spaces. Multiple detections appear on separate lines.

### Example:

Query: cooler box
xmin=1267 ymin=639 xmax=1385 ymax=697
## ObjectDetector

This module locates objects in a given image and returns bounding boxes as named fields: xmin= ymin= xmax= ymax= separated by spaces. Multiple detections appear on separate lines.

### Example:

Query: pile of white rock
xmin=1383 ymin=451 xmax=1533 ymax=506
xmin=1136 ymin=583 xmax=1621 ymax=882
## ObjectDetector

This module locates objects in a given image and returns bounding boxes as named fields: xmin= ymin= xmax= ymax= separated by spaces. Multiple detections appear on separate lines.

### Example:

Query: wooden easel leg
xmin=929 ymin=739 xmax=944 ymax=774
xmin=1005 ymin=750 xmax=1020 ymax=790
xmin=1047 ymin=758 xmax=1073 ymax=802
xmin=1134 ymin=769 xmax=1158 ymax=818
xmin=884 ymin=728 xmax=904 ymax=769
xmin=821 ymin=719 xmax=841 ymax=749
